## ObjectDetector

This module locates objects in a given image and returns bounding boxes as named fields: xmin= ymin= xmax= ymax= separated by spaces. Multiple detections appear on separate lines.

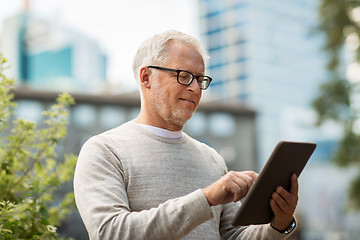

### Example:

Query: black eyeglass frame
xmin=147 ymin=66 xmax=212 ymax=90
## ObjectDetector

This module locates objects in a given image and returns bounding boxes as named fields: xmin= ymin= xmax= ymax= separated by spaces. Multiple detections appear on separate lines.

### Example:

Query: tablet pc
xmin=231 ymin=141 xmax=316 ymax=226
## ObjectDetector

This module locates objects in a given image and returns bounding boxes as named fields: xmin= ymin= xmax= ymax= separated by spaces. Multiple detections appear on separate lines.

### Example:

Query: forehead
xmin=165 ymin=42 xmax=205 ymax=73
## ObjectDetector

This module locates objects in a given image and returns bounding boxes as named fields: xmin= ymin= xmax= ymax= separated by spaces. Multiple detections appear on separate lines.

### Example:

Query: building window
xmin=209 ymin=112 xmax=236 ymax=137
xmin=72 ymin=104 xmax=97 ymax=129
xmin=99 ymin=106 xmax=126 ymax=130
xmin=15 ymin=100 xmax=44 ymax=124
xmin=185 ymin=112 xmax=207 ymax=136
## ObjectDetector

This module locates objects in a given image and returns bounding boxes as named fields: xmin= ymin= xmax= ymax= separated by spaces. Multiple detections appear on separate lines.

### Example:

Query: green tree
xmin=313 ymin=0 xmax=360 ymax=208
xmin=0 ymin=53 xmax=77 ymax=239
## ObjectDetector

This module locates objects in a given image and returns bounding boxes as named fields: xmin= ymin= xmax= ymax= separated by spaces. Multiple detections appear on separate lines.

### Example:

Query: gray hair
xmin=132 ymin=30 xmax=209 ymax=83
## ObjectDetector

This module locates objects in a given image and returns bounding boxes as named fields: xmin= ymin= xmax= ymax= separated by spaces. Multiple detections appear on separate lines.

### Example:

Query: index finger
xmin=238 ymin=171 xmax=259 ymax=181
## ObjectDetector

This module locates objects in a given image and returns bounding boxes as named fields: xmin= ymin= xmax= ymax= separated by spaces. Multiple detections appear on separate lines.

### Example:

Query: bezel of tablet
xmin=231 ymin=141 xmax=316 ymax=226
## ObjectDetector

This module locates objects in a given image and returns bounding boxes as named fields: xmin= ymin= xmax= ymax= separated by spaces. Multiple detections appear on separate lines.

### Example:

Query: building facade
xmin=1 ymin=13 xmax=107 ymax=93
xmin=199 ymin=0 xmax=332 ymax=165
xmin=198 ymin=0 xmax=360 ymax=239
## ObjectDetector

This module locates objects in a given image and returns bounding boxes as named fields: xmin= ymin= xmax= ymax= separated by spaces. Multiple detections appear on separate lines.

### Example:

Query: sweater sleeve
xmin=219 ymin=201 xmax=296 ymax=240
xmin=73 ymin=137 xmax=213 ymax=240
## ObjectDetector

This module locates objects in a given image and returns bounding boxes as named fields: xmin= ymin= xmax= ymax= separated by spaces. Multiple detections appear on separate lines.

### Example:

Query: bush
xmin=0 ymin=54 xmax=77 ymax=239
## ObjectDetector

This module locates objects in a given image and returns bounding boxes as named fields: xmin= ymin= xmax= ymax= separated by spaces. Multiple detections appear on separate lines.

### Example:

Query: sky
xmin=0 ymin=0 xmax=199 ymax=90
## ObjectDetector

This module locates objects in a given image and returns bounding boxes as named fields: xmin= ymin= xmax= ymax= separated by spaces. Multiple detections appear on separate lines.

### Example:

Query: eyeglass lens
xmin=178 ymin=71 xmax=210 ymax=90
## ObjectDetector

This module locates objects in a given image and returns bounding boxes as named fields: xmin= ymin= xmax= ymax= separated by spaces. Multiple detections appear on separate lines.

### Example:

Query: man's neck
xmin=135 ymin=113 xmax=183 ymax=131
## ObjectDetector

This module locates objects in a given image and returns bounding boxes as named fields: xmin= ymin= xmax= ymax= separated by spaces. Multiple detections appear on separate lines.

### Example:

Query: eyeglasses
xmin=147 ymin=66 xmax=212 ymax=90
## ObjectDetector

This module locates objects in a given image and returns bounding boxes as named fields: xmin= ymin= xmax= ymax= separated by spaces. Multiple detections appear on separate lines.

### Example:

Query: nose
xmin=186 ymin=77 xmax=201 ymax=93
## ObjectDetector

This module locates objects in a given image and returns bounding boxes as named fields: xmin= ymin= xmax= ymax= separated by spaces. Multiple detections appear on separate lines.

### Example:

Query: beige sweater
xmin=74 ymin=121 xmax=292 ymax=239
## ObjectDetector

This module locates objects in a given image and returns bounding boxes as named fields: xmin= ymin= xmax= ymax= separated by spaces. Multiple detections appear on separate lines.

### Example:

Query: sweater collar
xmin=136 ymin=123 xmax=183 ymax=139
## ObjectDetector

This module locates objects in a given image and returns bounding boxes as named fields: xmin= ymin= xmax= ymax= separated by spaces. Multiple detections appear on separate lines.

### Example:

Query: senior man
xmin=74 ymin=30 xmax=298 ymax=239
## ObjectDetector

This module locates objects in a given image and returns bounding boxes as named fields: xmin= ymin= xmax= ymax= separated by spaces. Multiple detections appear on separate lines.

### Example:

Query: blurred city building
xmin=199 ymin=0 xmax=333 ymax=165
xmin=199 ymin=0 xmax=360 ymax=239
xmin=1 ymin=0 xmax=360 ymax=239
xmin=1 ymin=7 xmax=107 ymax=93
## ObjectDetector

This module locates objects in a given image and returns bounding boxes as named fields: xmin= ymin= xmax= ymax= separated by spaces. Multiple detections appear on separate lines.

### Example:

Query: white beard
xmin=150 ymin=80 xmax=194 ymax=128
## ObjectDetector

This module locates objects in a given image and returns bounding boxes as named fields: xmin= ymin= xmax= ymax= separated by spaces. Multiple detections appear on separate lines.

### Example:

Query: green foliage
xmin=313 ymin=0 xmax=360 ymax=209
xmin=0 ymin=54 xmax=77 ymax=239
xmin=312 ymin=77 xmax=351 ymax=125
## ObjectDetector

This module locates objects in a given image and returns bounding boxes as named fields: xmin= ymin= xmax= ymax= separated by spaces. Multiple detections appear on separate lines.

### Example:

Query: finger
xmin=226 ymin=171 xmax=259 ymax=198
xmin=227 ymin=181 xmax=242 ymax=202
xmin=227 ymin=172 xmax=253 ymax=199
xmin=222 ymin=173 xmax=245 ymax=201
xmin=290 ymin=173 xmax=298 ymax=196
xmin=278 ymin=186 xmax=297 ymax=205
xmin=235 ymin=173 xmax=257 ymax=194
xmin=274 ymin=186 xmax=298 ymax=216
xmin=270 ymin=199 xmax=283 ymax=217
xmin=232 ymin=177 xmax=248 ymax=198
xmin=227 ymin=171 xmax=252 ymax=185
xmin=272 ymin=191 xmax=288 ymax=214
xmin=270 ymin=199 xmax=294 ymax=232
xmin=241 ymin=171 xmax=259 ymax=181
xmin=231 ymin=171 xmax=258 ymax=188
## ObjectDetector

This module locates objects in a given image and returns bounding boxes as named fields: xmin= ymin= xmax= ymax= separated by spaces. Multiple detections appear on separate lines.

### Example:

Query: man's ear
xmin=139 ymin=67 xmax=151 ymax=88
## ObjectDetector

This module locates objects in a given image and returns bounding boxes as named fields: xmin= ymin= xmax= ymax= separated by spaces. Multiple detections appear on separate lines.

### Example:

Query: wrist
xmin=201 ymin=188 xmax=214 ymax=206
xmin=271 ymin=218 xmax=296 ymax=235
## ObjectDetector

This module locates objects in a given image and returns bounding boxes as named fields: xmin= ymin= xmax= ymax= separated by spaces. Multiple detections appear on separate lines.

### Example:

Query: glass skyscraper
xmin=199 ymin=0 xmax=332 ymax=165
xmin=199 ymin=0 xmax=360 ymax=239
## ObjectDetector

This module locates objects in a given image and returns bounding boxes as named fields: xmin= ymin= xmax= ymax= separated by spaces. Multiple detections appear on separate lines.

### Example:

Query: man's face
xmin=148 ymin=42 xmax=205 ymax=130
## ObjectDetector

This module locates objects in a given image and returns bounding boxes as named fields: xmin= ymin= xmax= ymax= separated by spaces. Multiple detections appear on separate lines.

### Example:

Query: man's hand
xmin=270 ymin=173 xmax=298 ymax=231
xmin=202 ymin=171 xmax=258 ymax=206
